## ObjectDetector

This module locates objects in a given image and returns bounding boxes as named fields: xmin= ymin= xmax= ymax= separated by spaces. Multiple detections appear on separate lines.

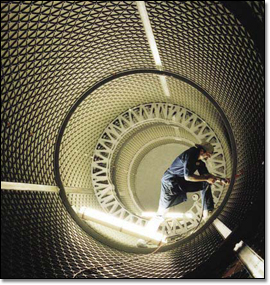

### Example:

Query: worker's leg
xmin=137 ymin=205 xmax=167 ymax=247
xmin=201 ymin=182 xmax=214 ymax=211
xmin=180 ymin=180 xmax=214 ymax=212
xmin=145 ymin=214 xmax=165 ymax=234
xmin=180 ymin=180 xmax=205 ymax=193
xmin=157 ymin=203 xmax=169 ymax=217
xmin=145 ymin=196 xmax=169 ymax=233
xmin=137 ymin=181 xmax=170 ymax=248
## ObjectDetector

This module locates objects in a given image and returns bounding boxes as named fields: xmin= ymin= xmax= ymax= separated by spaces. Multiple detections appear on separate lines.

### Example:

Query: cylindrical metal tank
xmin=1 ymin=1 xmax=264 ymax=278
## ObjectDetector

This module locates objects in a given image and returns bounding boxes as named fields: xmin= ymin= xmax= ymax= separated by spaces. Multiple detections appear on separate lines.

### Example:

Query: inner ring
xmin=54 ymin=70 xmax=237 ymax=252
xmin=92 ymin=104 xmax=228 ymax=238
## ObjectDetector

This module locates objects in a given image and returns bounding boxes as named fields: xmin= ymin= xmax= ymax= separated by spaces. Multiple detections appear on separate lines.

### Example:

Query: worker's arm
xmin=195 ymin=162 xmax=230 ymax=185
xmin=212 ymin=175 xmax=230 ymax=185
xmin=183 ymin=154 xmax=216 ymax=184
xmin=185 ymin=173 xmax=216 ymax=184
xmin=203 ymin=173 xmax=230 ymax=185
xmin=185 ymin=173 xmax=230 ymax=185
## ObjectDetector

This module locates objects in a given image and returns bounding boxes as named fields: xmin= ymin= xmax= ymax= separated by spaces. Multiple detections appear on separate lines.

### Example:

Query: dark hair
xmin=195 ymin=145 xmax=206 ymax=152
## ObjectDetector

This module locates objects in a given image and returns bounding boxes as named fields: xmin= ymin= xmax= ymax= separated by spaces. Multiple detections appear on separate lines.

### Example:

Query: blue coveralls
xmin=159 ymin=147 xmax=214 ymax=211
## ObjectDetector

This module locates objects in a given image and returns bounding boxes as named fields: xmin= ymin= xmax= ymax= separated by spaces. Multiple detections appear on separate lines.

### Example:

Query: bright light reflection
xmin=142 ymin=212 xmax=193 ymax=219
xmin=136 ymin=1 xmax=162 ymax=66
xmin=159 ymin=76 xmax=171 ymax=97
xmin=136 ymin=1 xmax=171 ymax=97
xmin=78 ymin=207 xmax=166 ymax=243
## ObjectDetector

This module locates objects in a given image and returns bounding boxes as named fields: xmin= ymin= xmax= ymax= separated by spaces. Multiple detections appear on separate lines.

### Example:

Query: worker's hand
xmin=221 ymin=178 xmax=230 ymax=185
xmin=216 ymin=178 xmax=230 ymax=185
xmin=207 ymin=177 xmax=217 ymax=184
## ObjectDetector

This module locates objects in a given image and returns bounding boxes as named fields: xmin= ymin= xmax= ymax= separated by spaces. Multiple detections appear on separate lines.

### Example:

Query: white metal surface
xmin=127 ymin=136 xmax=193 ymax=214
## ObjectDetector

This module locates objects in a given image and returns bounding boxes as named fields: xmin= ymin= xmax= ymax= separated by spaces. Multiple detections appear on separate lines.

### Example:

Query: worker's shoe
xmin=202 ymin=210 xmax=209 ymax=220
xmin=136 ymin=239 xmax=148 ymax=248
xmin=156 ymin=214 xmax=165 ymax=220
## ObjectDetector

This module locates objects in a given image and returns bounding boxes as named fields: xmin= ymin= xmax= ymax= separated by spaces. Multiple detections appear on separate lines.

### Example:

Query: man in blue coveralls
xmin=137 ymin=142 xmax=230 ymax=247
xmin=156 ymin=142 xmax=229 ymax=219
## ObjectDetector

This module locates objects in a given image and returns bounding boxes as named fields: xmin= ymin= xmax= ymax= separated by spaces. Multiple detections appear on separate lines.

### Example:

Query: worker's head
xmin=196 ymin=142 xmax=214 ymax=160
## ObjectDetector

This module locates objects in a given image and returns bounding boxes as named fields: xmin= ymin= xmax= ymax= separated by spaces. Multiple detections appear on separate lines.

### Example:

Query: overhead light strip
xmin=1 ymin=181 xmax=59 ymax=193
xmin=141 ymin=211 xmax=193 ymax=219
xmin=136 ymin=1 xmax=162 ymax=67
xmin=213 ymin=218 xmax=232 ymax=239
xmin=1 ymin=181 xmax=92 ymax=194
xmin=77 ymin=207 xmax=167 ymax=245
xmin=235 ymin=242 xmax=264 ymax=278
xmin=159 ymin=75 xmax=171 ymax=97
xmin=136 ymin=1 xmax=170 ymax=97
xmin=213 ymin=218 xmax=264 ymax=278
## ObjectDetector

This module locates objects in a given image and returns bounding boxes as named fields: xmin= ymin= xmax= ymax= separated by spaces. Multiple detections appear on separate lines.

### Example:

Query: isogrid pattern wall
xmin=1 ymin=1 xmax=154 ymax=185
xmin=1 ymin=189 xmax=224 ymax=278
xmin=1 ymin=1 xmax=264 ymax=279
xmin=59 ymin=74 xmax=232 ymax=189
xmin=144 ymin=1 xmax=264 ymax=230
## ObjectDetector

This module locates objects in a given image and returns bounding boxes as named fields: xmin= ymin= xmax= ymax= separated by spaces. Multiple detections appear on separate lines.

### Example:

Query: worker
xmin=157 ymin=142 xmax=229 ymax=218
xmin=137 ymin=142 xmax=230 ymax=248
